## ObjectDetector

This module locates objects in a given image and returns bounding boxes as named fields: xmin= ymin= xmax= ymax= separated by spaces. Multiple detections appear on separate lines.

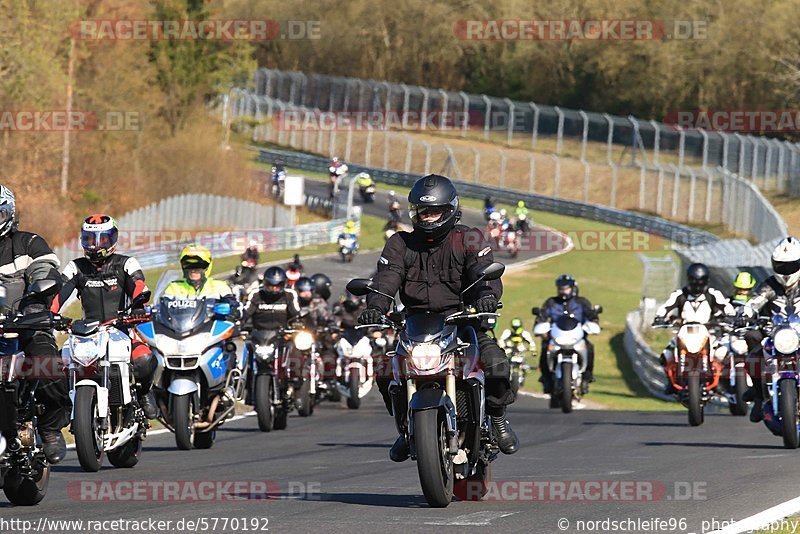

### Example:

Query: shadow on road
xmin=316 ymin=442 xmax=388 ymax=448
xmin=285 ymin=492 xmax=429 ymax=508
xmin=642 ymin=441 xmax=785 ymax=450
xmin=583 ymin=421 xmax=690 ymax=428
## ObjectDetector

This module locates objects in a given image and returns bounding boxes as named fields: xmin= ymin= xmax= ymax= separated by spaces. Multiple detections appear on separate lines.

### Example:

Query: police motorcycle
xmin=347 ymin=262 xmax=506 ymax=507
xmin=135 ymin=271 xmax=246 ymax=450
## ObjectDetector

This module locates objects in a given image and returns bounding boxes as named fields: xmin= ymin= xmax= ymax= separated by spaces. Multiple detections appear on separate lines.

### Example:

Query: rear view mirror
xmin=28 ymin=279 xmax=58 ymax=297
xmin=480 ymin=262 xmax=505 ymax=281
xmin=346 ymin=278 xmax=374 ymax=296
xmin=531 ymin=307 xmax=540 ymax=316
xmin=594 ymin=305 xmax=603 ymax=314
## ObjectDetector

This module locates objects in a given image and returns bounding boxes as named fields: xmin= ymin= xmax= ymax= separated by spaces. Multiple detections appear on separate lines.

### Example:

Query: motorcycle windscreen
xmin=404 ymin=312 xmax=447 ymax=342
xmin=341 ymin=327 xmax=366 ymax=346
xmin=152 ymin=269 xmax=182 ymax=301
xmin=157 ymin=296 xmax=210 ymax=334
xmin=554 ymin=315 xmax=580 ymax=332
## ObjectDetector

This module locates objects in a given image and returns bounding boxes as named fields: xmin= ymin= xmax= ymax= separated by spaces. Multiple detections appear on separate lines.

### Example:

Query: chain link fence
xmin=251 ymin=68 xmax=800 ymax=195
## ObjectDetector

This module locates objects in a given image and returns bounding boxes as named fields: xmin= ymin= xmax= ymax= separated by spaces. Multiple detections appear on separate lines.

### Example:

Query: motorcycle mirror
xmin=480 ymin=262 xmax=505 ymax=281
xmin=531 ymin=306 xmax=540 ymax=316
xmin=28 ymin=279 xmax=58 ymax=297
xmin=346 ymin=278 xmax=374 ymax=296
xmin=594 ymin=305 xmax=603 ymax=314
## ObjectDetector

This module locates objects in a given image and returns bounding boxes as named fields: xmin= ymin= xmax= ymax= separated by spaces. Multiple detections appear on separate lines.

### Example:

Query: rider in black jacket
xmin=51 ymin=215 xmax=158 ymax=419
xmin=358 ymin=174 xmax=518 ymax=462
xmin=0 ymin=185 xmax=68 ymax=463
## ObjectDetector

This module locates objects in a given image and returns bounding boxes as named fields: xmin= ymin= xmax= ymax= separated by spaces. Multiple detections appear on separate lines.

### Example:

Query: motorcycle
xmin=0 ymin=280 xmax=65 ymax=505
xmin=502 ymin=339 xmax=531 ymax=395
xmin=281 ymin=321 xmax=322 ymax=418
xmin=717 ymin=323 xmax=752 ymax=416
xmin=135 ymin=272 xmax=246 ymax=450
xmin=63 ymin=307 xmax=151 ymax=472
xmin=328 ymin=163 xmax=348 ymax=197
xmin=347 ymin=261 xmax=505 ymax=507
xmin=652 ymin=319 xmax=723 ymax=426
xmin=357 ymin=175 xmax=376 ymax=203
xmin=338 ymin=234 xmax=358 ymax=263
xmin=270 ymin=167 xmax=286 ymax=199
xmin=246 ymin=329 xmax=286 ymax=431
xmin=334 ymin=328 xmax=375 ymax=409
xmin=515 ymin=214 xmax=530 ymax=234
xmin=502 ymin=228 xmax=520 ymax=258
xmin=533 ymin=306 xmax=602 ymax=413
xmin=758 ymin=311 xmax=800 ymax=449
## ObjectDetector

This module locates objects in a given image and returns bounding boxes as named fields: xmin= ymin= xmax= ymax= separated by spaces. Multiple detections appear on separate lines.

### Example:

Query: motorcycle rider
xmin=736 ymin=238 xmax=800 ymax=422
xmin=514 ymin=201 xmax=530 ymax=233
xmin=499 ymin=318 xmax=536 ymax=353
xmin=334 ymin=291 xmax=366 ymax=330
xmin=309 ymin=273 xmax=337 ymax=382
xmin=0 ymin=186 xmax=69 ymax=463
xmin=286 ymin=256 xmax=303 ymax=288
xmin=338 ymin=220 xmax=359 ymax=254
xmin=50 ymin=215 xmax=158 ymax=419
xmin=242 ymin=240 xmax=260 ymax=266
xmin=328 ymin=157 xmax=348 ymax=197
xmin=731 ymin=271 xmax=756 ymax=306
xmin=483 ymin=195 xmax=495 ymax=221
xmin=358 ymin=174 xmax=518 ymax=460
xmin=242 ymin=267 xmax=301 ymax=399
xmin=535 ymin=274 xmax=600 ymax=394
xmin=653 ymin=263 xmax=735 ymax=394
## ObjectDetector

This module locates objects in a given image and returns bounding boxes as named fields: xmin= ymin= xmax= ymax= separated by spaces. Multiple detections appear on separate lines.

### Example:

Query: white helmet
xmin=772 ymin=237 xmax=800 ymax=288
xmin=499 ymin=209 xmax=507 ymax=217
xmin=489 ymin=211 xmax=502 ymax=222
xmin=0 ymin=186 xmax=16 ymax=237
xmin=332 ymin=156 xmax=339 ymax=163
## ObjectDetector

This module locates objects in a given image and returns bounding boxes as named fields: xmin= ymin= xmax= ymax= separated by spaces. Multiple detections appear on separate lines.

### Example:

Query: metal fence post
xmin=610 ymin=162 xmax=618 ymax=208
xmin=555 ymin=106 xmax=565 ymax=156
xmin=677 ymin=127 xmax=686 ymax=170
xmin=481 ymin=95 xmax=492 ymax=140
xmin=365 ymin=127 xmax=373 ymax=167
xmin=529 ymin=102 xmax=540 ymax=150
xmin=579 ymin=110 xmax=589 ymax=162
xmin=552 ymin=154 xmax=560 ymax=197
xmin=401 ymin=84 xmax=410 ymax=129
xmin=699 ymin=129 xmax=709 ymax=171
xmin=503 ymin=98 xmax=515 ymax=146
xmin=582 ymin=160 xmax=591 ymax=202
xmin=687 ymin=167 xmax=697 ymax=222
xmin=703 ymin=169 xmax=713 ymax=222
xmin=671 ymin=165 xmax=681 ymax=218
xmin=639 ymin=164 xmax=646 ymax=210
xmin=720 ymin=132 xmax=730 ymax=171
xmin=424 ymin=142 xmax=432 ymax=175
xmin=656 ymin=164 xmax=665 ymax=215
xmin=420 ymin=87 xmax=430 ymax=130
xmin=499 ymin=150 xmax=507 ymax=188
xmin=764 ymin=139 xmax=774 ymax=190
xmin=404 ymin=134 xmax=413 ymax=173
xmin=472 ymin=148 xmax=481 ymax=183
xmin=529 ymin=155 xmax=536 ymax=193
xmin=459 ymin=91 xmax=469 ymax=137
xmin=603 ymin=113 xmax=614 ymax=164
xmin=650 ymin=120 xmax=661 ymax=166
xmin=751 ymin=138 xmax=760 ymax=187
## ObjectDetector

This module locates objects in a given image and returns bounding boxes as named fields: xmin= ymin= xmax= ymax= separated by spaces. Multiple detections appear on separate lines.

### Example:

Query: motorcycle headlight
xmin=774 ymin=328 xmax=799 ymax=355
xmin=294 ymin=331 xmax=314 ymax=352
xmin=410 ymin=343 xmax=441 ymax=371
xmin=731 ymin=339 xmax=748 ymax=355
xmin=70 ymin=337 xmax=101 ymax=367
xmin=255 ymin=344 xmax=275 ymax=361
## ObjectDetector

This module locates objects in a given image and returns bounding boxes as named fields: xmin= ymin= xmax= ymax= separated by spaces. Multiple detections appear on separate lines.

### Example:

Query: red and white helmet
xmin=81 ymin=214 xmax=119 ymax=264
xmin=772 ymin=237 xmax=800 ymax=288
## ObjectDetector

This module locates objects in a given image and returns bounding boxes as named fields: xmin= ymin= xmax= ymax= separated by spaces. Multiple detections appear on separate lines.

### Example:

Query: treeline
xmin=238 ymin=0 xmax=800 ymax=120
xmin=1 ymin=0 xmax=255 ymax=244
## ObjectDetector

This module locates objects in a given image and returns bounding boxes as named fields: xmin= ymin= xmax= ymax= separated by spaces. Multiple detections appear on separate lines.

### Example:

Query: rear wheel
xmin=414 ymin=409 xmax=453 ymax=508
xmin=274 ymin=408 xmax=288 ymax=430
xmin=107 ymin=437 xmax=142 ymax=468
xmin=172 ymin=394 xmax=194 ymax=450
xmin=347 ymin=370 xmax=361 ymax=409
xmin=255 ymin=374 xmax=274 ymax=432
xmin=560 ymin=362 xmax=573 ymax=414
xmin=73 ymin=386 xmax=103 ymax=472
xmin=687 ymin=373 xmax=704 ymax=427
xmin=780 ymin=378 xmax=799 ymax=449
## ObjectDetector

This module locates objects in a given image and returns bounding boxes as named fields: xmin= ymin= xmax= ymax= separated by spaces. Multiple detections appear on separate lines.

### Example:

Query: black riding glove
xmin=475 ymin=296 xmax=499 ymax=314
xmin=358 ymin=307 xmax=383 ymax=325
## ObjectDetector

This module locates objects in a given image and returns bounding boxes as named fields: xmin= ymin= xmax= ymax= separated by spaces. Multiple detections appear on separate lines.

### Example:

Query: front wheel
xmin=560 ymin=362 xmax=573 ymax=414
xmin=780 ymin=378 xmax=800 ymax=449
xmin=255 ymin=375 xmax=275 ymax=432
xmin=73 ymin=386 xmax=103 ymax=472
xmin=297 ymin=380 xmax=312 ymax=417
xmin=414 ymin=410 xmax=453 ymax=508
xmin=730 ymin=367 xmax=748 ymax=416
xmin=687 ymin=373 xmax=704 ymax=427
xmin=172 ymin=394 xmax=194 ymax=450
xmin=3 ymin=462 xmax=50 ymax=506
xmin=347 ymin=370 xmax=361 ymax=409
xmin=510 ymin=370 xmax=521 ymax=395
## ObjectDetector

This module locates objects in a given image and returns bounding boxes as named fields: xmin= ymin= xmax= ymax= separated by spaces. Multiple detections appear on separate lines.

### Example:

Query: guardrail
xmin=624 ymin=311 xmax=672 ymax=402
xmin=255 ymin=146 xmax=718 ymax=248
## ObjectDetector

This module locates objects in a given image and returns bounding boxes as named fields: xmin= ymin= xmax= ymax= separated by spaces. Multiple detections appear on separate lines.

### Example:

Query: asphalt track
xmin=3 ymin=184 xmax=797 ymax=534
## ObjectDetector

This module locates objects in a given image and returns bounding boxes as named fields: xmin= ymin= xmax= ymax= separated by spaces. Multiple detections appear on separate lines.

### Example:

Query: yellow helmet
xmin=345 ymin=220 xmax=355 ymax=231
xmin=517 ymin=201 xmax=525 ymax=208
xmin=733 ymin=271 xmax=756 ymax=290
xmin=179 ymin=244 xmax=213 ymax=277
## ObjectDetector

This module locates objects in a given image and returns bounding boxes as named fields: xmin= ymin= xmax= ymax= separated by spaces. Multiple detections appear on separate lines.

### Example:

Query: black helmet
xmin=295 ymin=276 xmax=314 ymax=305
xmin=310 ymin=273 xmax=332 ymax=300
xmin=408 ymin=174 xmax=460 ymax=242
xmin=555 ymin=274 xmax=576 ymax=301
xmin=341 ymin=292 xmax=362 ymax=312
xmin=686 ymin=263 xmax=709 ymax=296
xmin=262 ymin=266 xmax=287 ymax=295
